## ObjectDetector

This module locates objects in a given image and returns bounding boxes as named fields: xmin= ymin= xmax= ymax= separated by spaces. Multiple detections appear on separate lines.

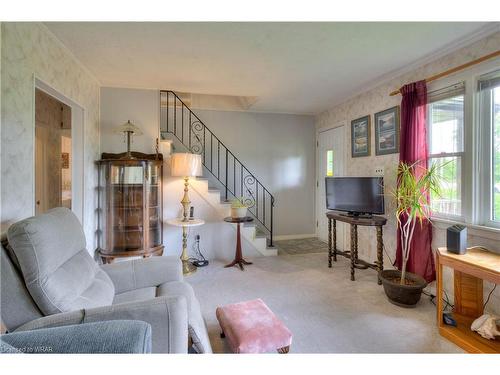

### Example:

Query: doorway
xmin=316 ymin=125 xmax=345 ymax=247
xmin=35 ymin=88 xmax=72 ymax=214
xmin=34 ymin=79 xmax=85 ymax=224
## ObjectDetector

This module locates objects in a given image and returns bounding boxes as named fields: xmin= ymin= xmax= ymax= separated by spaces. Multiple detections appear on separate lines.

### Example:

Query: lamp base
xmin=182 ymin=259 xmax=197 ymax=276
xmin=180 ymin=225 xmax=196 ymax=276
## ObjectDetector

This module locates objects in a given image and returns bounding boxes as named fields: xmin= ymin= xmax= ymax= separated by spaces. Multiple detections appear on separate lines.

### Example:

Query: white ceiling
xmin=45 ymin=22 xmax=497 ymax=114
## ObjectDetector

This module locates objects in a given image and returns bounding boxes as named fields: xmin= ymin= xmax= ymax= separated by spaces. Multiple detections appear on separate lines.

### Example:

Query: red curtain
xmin=394 ymin=80 xmax=435 ymax=283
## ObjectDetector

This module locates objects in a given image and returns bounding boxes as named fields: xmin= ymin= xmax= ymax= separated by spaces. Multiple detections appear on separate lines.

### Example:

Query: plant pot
xmin=231 ymin=207 xmax=247 ymax=219
xmin=380 ymin=269 xmax=427 ymax=308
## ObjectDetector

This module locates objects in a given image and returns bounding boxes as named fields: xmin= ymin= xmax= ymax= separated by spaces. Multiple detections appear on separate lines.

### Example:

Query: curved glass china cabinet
xmin=97 ymin=152 xmax=163 ymax=263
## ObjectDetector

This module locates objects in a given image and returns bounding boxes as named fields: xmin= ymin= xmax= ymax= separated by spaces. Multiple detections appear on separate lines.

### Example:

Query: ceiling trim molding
xmin=40 ymin=23 xmax=102 ymax=86
xmin=315 ymin=22 xmax=500 ymax=116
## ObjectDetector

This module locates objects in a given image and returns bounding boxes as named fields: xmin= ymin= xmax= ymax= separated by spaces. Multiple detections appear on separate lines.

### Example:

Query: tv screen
xmin=325 ymin=177 xmax=384 ymax=215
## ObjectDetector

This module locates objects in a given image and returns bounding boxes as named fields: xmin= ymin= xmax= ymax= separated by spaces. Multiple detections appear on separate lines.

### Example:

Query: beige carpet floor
xmin=274 ymin=238 xmax=329 ymax=255
xmin=188 ymin=251 xmax=462 ymax=353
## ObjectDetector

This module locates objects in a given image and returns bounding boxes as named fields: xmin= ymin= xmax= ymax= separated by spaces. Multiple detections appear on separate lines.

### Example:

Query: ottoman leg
xmin=220 ymin=331 xmax=225 ymax=339
xmin=277 ymin=346 xmax=290 ymax=354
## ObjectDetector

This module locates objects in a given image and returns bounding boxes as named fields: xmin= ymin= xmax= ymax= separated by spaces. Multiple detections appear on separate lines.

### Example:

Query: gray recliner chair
xmin=1 ymin=321 xmax=152 ymax=354
xmin=1 ymin=207 xmax=212 ymax=354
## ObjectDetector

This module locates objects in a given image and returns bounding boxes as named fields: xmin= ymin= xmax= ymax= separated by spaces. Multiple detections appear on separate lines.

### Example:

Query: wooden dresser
xmin=436 ymin=247 xmax=500 ymax=353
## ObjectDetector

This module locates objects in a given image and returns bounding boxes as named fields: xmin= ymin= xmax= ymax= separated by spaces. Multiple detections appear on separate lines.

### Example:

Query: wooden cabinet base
xmin=99 ymin=246 xmax=164 ymax=264
xmin=439 ymin=313 xmax=500 ymax=353
xmin=436 ymin=247 xmax=500 ymax=353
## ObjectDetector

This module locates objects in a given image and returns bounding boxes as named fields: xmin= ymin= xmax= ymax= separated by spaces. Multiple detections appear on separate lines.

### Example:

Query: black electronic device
xmin=192 ymin=259 xmax=209 ymax=267
xmin=190 ymin=234 xmax=208 ymax=267
xmin=446 ymin=224 xmax=467 ymax=255
xmin=442 ymin=313 xmax=457 ymax=327
xmin=325 ymin=177 xmax=384 ymax=216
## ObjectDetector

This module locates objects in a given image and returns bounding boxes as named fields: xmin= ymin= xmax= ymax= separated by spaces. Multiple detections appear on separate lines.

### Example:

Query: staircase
xmin=159 ymin=90 xmax=276 ymax=250
xmin=189 ymin=177 xmax=277 ymax=256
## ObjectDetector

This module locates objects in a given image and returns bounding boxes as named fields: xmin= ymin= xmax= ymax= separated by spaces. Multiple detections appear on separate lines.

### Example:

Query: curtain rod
xmin=389 ymin=50 xmax=500 ymax=96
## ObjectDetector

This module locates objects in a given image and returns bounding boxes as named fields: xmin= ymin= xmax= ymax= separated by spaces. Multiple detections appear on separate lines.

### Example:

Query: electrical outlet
xmin=374 ymin=167 xmax=384 ymax=176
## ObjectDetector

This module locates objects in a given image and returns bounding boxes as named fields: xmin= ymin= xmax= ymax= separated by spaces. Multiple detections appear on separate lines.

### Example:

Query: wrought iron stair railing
xmin=159 ymin=90 xmax=275 ymax=247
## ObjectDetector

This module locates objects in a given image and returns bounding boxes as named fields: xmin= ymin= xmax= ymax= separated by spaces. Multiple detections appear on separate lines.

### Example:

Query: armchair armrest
xmin=101 ymin=256 xmax=183 ymax=293
xmin=1 ymin=321 xmax=152 ymax=353
xmin=14 ymin=296 xmax=188 ymax=353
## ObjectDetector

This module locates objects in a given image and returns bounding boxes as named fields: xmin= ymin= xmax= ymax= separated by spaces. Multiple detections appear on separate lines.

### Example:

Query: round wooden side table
xmin=167 ymin=218 xmax=205 ymax=276
xmin=224 ymin=216 xmax=253 ymax=271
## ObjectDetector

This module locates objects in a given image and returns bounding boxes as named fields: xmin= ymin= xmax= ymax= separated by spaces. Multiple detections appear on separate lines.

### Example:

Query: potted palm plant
xmin=380 ymin=161 xmax=443 ymax=307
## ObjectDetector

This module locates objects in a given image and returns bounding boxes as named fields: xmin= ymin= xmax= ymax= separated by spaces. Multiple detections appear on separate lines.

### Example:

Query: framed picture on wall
xmin=351 ymin=115 xmax=371 ymax=157
xmin=374 ymin=106 xmax=400 ymax=155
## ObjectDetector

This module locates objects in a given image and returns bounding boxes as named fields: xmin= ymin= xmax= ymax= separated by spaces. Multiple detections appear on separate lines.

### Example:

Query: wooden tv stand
xmin=326 ymin=211 xmax=387 ymax=283
xmin=436 ymin=247 xmax=500 ymax=353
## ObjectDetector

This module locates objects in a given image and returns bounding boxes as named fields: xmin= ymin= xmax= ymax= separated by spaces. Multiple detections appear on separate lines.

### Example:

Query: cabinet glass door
xmin=97 ymin=157 xmax=163 ymax=260
xmin=148 ymin=163 xmax=162 ymax=248
xmin=109 ymin=164 xmax=144 ymax=252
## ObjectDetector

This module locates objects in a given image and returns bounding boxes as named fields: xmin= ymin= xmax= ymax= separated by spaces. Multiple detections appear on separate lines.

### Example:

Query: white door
xmin=317 ymin=126 xmax=345 ymax=246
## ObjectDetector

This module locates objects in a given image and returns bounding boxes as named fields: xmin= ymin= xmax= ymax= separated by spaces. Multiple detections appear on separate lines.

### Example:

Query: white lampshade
xmin=170 ymin=153 xmax=203 ymax=177
xmin=113 ymin=120 xmax=143 ymax=136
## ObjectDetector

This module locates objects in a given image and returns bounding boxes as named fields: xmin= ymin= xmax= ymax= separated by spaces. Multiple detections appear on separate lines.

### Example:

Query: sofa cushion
xmin=157 ymin=281 xmax=212 ymax=354
xmin=2 ymin=239 xmax=21 ymax=271
xmin=2 ymin=321 xmax=152 ymax=354
xmin=7 ymin=208 xmax=115 ymax=315
xmin=1 ymin=243 xmax=43 ymax=331
xmin=113 ymin=287 xmax=157 ymax=305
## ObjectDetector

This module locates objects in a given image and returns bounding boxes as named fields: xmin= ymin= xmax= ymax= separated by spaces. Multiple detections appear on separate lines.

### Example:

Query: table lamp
xmin=170 ymin=153 xmax=203 ymax=221
xmin=113 ymin=120 xmax=143 ymax=159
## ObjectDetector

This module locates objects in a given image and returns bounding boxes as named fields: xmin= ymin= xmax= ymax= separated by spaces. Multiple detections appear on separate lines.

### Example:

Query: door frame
xmin=33 ymin=76 xmax=85 ymax=224
xmin=316 ymin=122 xmax=346 ymax=240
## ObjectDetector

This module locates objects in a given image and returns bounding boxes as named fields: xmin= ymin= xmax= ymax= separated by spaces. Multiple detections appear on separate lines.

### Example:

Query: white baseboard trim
xmin=274 ymin=234 xmax=317 ymax=241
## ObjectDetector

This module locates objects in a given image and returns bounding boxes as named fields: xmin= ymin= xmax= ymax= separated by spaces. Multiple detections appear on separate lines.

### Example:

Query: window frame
xmin=425 ymin=59 xmax=500 ymax=232
xmin=477 ymin=72 xmax=500 ymax=229
xmin=426 ymin=83 xmax=467 ymax=221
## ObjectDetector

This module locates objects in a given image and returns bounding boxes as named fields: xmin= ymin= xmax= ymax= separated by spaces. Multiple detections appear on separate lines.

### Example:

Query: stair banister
xmin=160 ymin=90 xmax=275 ymax=247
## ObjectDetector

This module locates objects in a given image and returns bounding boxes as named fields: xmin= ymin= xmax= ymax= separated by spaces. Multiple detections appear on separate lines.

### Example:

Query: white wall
xmin=316 ymin=31 xmax=500 ymax=314
xmin=1 ymin=23 xmax=101 ymax=250
xmin=194 ymin=109 xmax=316 ymax=237
xmin=99 ymin=88 xmax=159 ymax=154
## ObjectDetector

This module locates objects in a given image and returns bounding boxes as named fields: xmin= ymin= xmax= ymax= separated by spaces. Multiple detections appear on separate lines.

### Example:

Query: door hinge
xmin=316 ymin=220 xmax=319 ymax=227
xmin=316 ymin=180 xmax=319 ymax=188
xmin=316 ymin=141 xmax=319 ymax=147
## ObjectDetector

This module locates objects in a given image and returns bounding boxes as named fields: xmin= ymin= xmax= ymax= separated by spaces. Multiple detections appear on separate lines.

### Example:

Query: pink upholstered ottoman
xmin=215 ymin=299 xmax=292 ymax=353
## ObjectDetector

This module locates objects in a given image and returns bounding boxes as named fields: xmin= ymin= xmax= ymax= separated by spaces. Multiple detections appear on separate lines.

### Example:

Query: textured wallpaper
xmin=316 ymin=30 xmax=500 ymax=313
xmin=1 ymin=23 xmax=100 ymax=250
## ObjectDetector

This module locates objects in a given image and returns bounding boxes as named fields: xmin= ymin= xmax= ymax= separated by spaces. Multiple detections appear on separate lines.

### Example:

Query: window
xmin=425 ymin=68 xmax=500 ymax=230
xmin=326 ymin=150 xmax=334 ymax=176
xmin=478 ymin=70 xmax=500 ymax=227
xmin=427 ymin=83 xmax=465 ymax=218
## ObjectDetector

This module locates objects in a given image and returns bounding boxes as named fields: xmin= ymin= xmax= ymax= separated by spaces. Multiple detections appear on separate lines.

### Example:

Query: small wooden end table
xmin=224 ymin=216 xmax=253 ymax=271
xmin=327 ymin=211 xmax=387 ymax=283
xmin=167 ymin=218 xmax=205 ymax=276
xmin=436 ymin=247 xmax=500 ymax=353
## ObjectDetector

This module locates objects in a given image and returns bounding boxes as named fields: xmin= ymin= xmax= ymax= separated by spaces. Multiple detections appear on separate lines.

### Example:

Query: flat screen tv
xmin=325 ymin=177 xmax=384 ymax=216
